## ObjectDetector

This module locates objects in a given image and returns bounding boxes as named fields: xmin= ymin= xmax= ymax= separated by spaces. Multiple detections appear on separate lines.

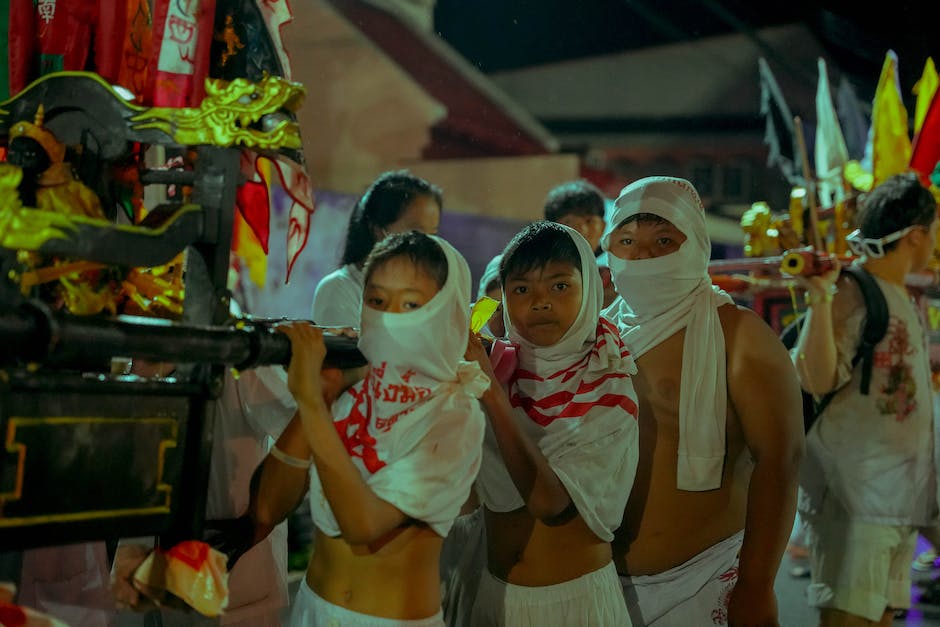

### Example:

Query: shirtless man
xmin=603 ymin=176 xmax=804 ymax=626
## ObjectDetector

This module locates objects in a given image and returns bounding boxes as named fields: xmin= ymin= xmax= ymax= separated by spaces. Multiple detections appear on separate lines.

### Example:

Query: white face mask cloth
xmin=477 ymin=225 xmax=640 ymax=541
xmin=309 ymin=236 xmax=489 ymax=538
xmin=602 ymin=177 xmax=734 ymax=492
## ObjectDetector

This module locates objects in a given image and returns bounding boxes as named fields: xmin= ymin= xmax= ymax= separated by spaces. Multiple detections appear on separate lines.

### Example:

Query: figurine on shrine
xmin=7 ymin=105 xmax=105 ymax=219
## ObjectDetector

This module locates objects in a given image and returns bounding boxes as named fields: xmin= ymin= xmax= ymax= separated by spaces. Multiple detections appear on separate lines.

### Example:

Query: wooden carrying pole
xmin=793 ymin=115 xmax=824 ymax=251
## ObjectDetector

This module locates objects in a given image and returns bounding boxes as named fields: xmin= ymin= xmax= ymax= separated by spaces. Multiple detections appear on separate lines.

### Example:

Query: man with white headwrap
xmin=602 ymin=177 xmax=803 ymax=626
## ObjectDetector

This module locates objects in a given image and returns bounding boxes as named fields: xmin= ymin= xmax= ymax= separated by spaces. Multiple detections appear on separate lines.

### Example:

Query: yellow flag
xmin=470 ymin=296 xmax=500 ymax=334
xmin=914 ymin=57 xmax=938 ymax=135
xmin=871 ymin=51 xmax=912 ymax=186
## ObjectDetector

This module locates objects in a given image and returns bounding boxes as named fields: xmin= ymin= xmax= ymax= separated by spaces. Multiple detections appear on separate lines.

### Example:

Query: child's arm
xmin=466 ymin=334 xmax=572 ymax=521
xmin=725 ymin=307 xmax=805 ymax=626
xmin=278 ymin=323 xmax=408 ymax=545
xmin=249 ymin=413 xmax=311 ymax=540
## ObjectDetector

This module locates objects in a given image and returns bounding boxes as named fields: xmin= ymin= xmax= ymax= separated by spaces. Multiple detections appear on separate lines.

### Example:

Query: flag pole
xmin=793 ymin=115 xmax=824 ymax=251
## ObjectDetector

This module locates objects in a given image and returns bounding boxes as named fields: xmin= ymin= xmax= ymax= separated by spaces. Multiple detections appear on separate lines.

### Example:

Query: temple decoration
xmin=130 ymin=75 xmax=305 ymax=150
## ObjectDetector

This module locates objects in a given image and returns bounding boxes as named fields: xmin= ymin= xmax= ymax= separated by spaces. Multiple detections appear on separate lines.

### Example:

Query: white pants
xmin=619 ymin=531 xmax=743 ymax=626
xmin=470 ymin=561 xmax=629 ymax=627
xmin=289 ymin=579 xmax=444 ymax=627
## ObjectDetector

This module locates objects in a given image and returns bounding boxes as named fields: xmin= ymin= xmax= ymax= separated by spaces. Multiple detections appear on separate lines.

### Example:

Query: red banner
xmin=149 ymin=0 xmax=216 ymax=107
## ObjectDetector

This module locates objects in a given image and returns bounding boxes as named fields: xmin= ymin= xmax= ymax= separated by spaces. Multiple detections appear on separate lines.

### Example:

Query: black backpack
xmin=779 ymin=264 xmax=889 ymax=433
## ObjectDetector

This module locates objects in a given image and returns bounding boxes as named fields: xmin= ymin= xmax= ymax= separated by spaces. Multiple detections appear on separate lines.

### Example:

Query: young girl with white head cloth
xmin=465 ymin=221 xmax=640 ymax=626
xmin=602 ymin=176 xmax=803 ymax=626
xmin=257 ymin=231 xmax=489 ymax=626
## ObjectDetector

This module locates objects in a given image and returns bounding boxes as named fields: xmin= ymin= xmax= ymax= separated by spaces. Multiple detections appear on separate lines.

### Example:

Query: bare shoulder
xmin=717 ymin=303 xmax=791 ymax=363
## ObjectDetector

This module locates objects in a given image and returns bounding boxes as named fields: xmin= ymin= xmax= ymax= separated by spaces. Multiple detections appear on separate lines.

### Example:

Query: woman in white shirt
xmin=311 ymin=170 xmax=442 ymax=328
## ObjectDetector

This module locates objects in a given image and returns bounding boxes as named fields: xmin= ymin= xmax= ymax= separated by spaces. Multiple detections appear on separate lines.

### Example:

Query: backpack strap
xmin=841 ymin=264 xmax=889 ymax=395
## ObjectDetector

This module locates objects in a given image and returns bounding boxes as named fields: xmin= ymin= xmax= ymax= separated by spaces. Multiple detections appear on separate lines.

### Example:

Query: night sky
xmin=433 ymin=0 xmax=936 ymax=98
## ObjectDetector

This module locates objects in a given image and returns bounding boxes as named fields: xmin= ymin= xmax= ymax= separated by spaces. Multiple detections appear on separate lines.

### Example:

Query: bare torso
xmin=485 ymin=506 xmax=611 ymax=585
xmin=306 ymin=524 xmax=443 ymax=619
xmin=613 ymin=304 xmax=752 ymax=575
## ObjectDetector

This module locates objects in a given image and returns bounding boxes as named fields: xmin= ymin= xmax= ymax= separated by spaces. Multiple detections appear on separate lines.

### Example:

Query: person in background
xmin=311 ymin=170 xmax=442 ymax=328
xmin=794 ymin=171 xmax=939 ymax=626
xmin=543 ymin=179 xmax=617 ymax=308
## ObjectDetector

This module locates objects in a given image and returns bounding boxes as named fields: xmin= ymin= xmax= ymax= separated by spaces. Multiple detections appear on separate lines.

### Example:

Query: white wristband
xmin=270 ymin=444 xmax=313 ymax=469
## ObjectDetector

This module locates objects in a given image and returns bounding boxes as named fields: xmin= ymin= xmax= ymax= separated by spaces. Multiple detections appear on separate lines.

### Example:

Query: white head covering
xmin=602 ymin=176 xmax=734 ymax=491
xmin=477 ymin=253 xmax=503 ymax=300
xmin=476 ymin=224 xmax=639 ymax=541
xmin=309 ymin=236 xmax=489 ymax=538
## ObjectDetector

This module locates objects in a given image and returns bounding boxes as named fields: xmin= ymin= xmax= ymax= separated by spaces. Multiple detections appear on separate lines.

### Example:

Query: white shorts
xmin=288 ymin=579 xmax=445 ymax=627
xmin=619 ymin=531 xmax=743 ymax=626
xmin=807 ymin=501 xmax=916 ymax=621
xmin=469 ymin=560 xmax=629 ymax=626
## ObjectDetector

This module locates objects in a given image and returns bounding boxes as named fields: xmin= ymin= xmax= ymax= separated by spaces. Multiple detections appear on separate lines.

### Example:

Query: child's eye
xmin=619 ymin=238 xmax=633 ymax=246
xmin=553 ymin=282 xmax=569 ymax=291
xmin=511 ymin=286 xmax=527 ymax=295
xmin=657 ymin=237 xmax=673 ymax=246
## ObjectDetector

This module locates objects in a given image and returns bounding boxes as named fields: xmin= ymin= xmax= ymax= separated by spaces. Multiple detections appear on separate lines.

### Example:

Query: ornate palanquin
xmin=0 ymin=71 xmax=361 ymax=551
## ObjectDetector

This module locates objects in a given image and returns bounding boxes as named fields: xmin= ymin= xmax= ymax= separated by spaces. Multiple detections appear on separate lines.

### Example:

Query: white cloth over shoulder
xmin=309 ymin=236 xmax=489 ymax=538
xmin=476 ymin=225 xmax=639 ymax=542
xmin=310 ymin=264 xmax=364 ymax=327
xmin=602 ymin=177 xmax=733 ymax=491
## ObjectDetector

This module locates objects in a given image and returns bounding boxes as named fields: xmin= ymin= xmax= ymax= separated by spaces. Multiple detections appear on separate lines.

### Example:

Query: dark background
xmin=434 ymin=0 xmax=936 ymax=101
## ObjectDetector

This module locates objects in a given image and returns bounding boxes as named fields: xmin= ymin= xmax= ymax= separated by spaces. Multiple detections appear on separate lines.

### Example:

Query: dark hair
xmin=500 ymin=221 xmax=581 ymax=283
xmin=341 ymin=170 xmax=443 ymax=266
xmin=856 ymin=171 xmax=937 ymax=253
xmin=363 ymin=231 xmax=448 ymax=289
xmin=543 ymin=179 xmax=606 ymax=221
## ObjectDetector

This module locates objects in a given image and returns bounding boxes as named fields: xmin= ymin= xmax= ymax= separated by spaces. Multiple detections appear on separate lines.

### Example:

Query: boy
xmin=467 ymin=221 xmax=639 ymax=625
xmin=544 ymin=179 xmax=617 ymax=308
xmin=604 ymin=176 xmax=804 ymax=626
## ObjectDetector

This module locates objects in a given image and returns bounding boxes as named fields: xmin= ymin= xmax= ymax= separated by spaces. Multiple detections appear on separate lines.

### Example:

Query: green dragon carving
xmin=131 ymin=75 xmax=305 ymax=150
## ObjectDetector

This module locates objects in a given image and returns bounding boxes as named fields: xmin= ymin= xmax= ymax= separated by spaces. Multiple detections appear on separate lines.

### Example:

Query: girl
xmin=311 ymin=170 xmax=442 ymax=328
xmin=255 ymin=231 xmax=488 ymax=625
xmin=466 ymin=221 xmax=639 ymax=625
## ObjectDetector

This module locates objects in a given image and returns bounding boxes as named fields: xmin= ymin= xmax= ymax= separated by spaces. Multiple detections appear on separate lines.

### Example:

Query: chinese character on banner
xmin=37 ymin=0 xmax=56 ymax=24
xmin=149 ymin=0 xmax=216 ymax=107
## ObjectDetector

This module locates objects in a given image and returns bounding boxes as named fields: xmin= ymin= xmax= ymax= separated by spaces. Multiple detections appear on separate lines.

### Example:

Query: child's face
xmin=364 ymin=256 xmax=440 ymax=313
xmin=555 ymin=212 xmax=605 ymax=252
xmin=504 ymin=261 xmax=582 ymax=346
xmin=607 ymin=218 xmax=687 ymax=260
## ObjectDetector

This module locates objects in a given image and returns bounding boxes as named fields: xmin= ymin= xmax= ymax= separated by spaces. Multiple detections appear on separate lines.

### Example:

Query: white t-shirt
xmin=310 ymin=264 xmax=364 ymax=328
xmin=797 ymin=271 xmax=937 ymax=526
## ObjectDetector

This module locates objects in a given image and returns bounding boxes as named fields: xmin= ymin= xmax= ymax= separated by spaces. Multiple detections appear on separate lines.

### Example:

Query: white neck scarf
xmin=602 ymin=177 xmax=733 ymax=491
xmin=310 ymin=236 xmax=488 ymax=538
xmin=477 ymin=225 xmax=639 ymax=541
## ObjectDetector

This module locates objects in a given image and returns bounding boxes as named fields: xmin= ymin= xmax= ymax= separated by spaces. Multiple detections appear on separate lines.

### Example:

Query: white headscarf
xmin=602 ymin=177 xmax=734 ymax=492
xmin=309 ymin=236 xmax=489 ymax=538
xmin=477 ymin=224 xmax=639 ymax=541
xmin=477 ymin=253 xmax=503 ymax=300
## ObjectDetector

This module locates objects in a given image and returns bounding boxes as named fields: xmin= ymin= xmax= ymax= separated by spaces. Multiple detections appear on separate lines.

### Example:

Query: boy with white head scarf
xmin=602 ymin=177 xmax=803 ymax=626
xmin=466 ymin=222 xmax=639 ymax=626
xmin=255 ymin=232 xmax=489 ymax=626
